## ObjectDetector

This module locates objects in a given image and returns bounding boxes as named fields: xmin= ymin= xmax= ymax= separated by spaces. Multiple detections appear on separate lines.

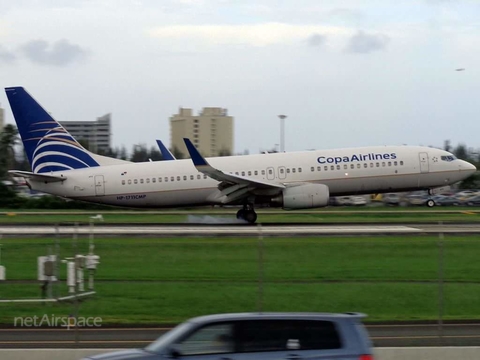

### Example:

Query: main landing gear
xmin=426 ymin=189 xmax=435 ymax=207
xmin=236 ymin=203 xmax=257 ymax=224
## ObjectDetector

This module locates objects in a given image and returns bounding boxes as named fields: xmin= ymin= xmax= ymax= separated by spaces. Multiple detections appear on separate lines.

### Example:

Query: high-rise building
xmin=60 ymin=113 xmax=111 ymax=153
xmin=170 ymin=107 xmax=234 ymax=158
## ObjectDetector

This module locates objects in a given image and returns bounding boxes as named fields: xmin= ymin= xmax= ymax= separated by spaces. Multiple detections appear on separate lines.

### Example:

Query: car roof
xmin=187 ymin=312 xmax=367 ymax=324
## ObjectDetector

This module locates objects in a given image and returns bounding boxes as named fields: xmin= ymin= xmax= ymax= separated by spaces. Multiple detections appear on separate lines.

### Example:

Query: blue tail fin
xmin=156 ymin=139 xmax=176 ymax=161
xmin=5 ymin=87 xmax=100 ymax=173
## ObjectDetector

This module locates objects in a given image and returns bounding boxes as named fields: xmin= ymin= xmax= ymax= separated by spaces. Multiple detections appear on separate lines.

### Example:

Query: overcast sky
xmin=0 ymin=0 xmax=479 ymax=154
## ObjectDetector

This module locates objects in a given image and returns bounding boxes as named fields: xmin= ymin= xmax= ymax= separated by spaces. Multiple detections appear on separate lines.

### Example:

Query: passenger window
xmin=336 ymin=165 xmax=340 ymax=170
xmin=370 ymin=163 xmax=373 ymax=168
xmin=394 ymin=161 xmax=398 ymax=166
xmin=376 ymin=163 xmax=379 ymax=167
xmin=268 ymin=169 xmax=273 ymax=175
xmin=292 ymin=168 xmax=296 ymax=173
xmin=238 ymin=320 xmax=341 ymax=352
xmin=311 ymin=167 xmax=314 ymax=172
xmin=242 ymin=171 xmax=245 ymax=176
xmin=146 ymin=178 xmax=150 ymax=184
xmin=121 ymin=180 xmax=125 ymax=185
xmin=134 ymin=179 xmax=138 ymax=184
xmin=400 ymin=161 xmax=404 ymax=166
xmin=177 ymin=176 xmax=181 ymax=181
xmin=280 ymin=168 xmax=284 ymax=174
xmin=330 ymin=165 xmax=334 ymax=171
xmin=317 ymin=166 xmax=321 ymax=171
xmin=176 ymin=323 xmax=234 ymax=355
xmin=190 ymin=175 xmax=194 ymax=180
xmin=287 ymin=168 xmax=290 ymax=174
xmin=254 ymin=170 xmax=258 ymax=176
xmin=298 ymin=168 xmax=302 ymax=173
xmin=197 ymin=175 xmax=201 ymax=179
xmin=152 ymin=178 xmax=156 ymax=183
xmin=388 ymin=162 xmax=391 ymax=166
xmin=261 ymin=170 xmax=266 ymax=176
xmin=165 ymin=177 xmax=168 ymax=182
xmin=343 ymin=165 xmax=347 ymax=170
xmin=364 ymin=163 xmax=367 ymax=168
xmin=171 ymin=176 xmax=174 ymax=181
xmin=140 ymin=179 xmax=144 ymax=184
xmin=382 ymin=162 xmax=385 ymax=167
xmin=128 ymin=179 xmax=132 ymax=185
xmin=324 ymin=166 xmax=328 ymax=171
xmin=357 ymin=164 xmax=361 ymax=169
xmin=248 ymin=171 xmax=252 ymax=176
xmin=350 ymin=164 xmax=354 ymax=169
xmin=235 ymin=172 xmax=239 ymax=175
xmin=183 ymin=176 xmax=187 ymax=181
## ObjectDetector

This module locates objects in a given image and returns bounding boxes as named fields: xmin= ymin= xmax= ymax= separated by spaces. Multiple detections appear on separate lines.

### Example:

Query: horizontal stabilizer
xmin=8 ymin=170 xmax=66 ymax=182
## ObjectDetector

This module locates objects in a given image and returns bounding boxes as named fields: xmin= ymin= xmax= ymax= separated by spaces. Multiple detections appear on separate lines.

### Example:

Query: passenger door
xmin=419 ymin=152 xmax=429 ymax=173
xmin=266 ymin=167 xmax=275 ymax=180
xmin=278 ymin=166 xmax=287 ymax=180
xmin=94 ymin=175 xmax=105 ymax=196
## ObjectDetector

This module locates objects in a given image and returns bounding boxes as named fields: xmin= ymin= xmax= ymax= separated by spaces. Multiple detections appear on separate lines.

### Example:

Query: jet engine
xmin=271 ymin=183 xmax=330 ymax=209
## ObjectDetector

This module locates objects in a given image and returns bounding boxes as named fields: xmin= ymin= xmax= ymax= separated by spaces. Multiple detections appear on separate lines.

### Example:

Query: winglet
xmin=184 ymin=138 xmax=209 ymax=167
xmin=156 ymin=140 xmax=176 ymax=161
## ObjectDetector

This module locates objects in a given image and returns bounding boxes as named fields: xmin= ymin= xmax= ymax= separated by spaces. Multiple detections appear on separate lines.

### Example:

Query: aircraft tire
xmin=426 ymin=199 xmax=435 ymax=207
xmin=244 ymin=210 xmax=257 ymax=224
xmin=236 ymin=209 xmax=246 ymax=220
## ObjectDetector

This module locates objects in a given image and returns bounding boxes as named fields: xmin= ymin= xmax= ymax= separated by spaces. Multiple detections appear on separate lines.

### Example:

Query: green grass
xmin=1 ymin=236 xmax=480 ymax=324
xmin=1 ymin=207 xmax=480 ymax=224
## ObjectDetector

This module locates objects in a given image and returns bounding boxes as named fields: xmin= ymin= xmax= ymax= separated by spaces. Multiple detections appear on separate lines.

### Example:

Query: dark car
xmin=431 ymin=194 xmax=461 ymax=206
xmin=83 ymin=312 xmax=373 ymax=360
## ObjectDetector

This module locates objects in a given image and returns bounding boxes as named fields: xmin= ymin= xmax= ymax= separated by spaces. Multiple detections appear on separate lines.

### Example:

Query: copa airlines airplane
xmin=5 ymin=87 xmax=477 ymax=223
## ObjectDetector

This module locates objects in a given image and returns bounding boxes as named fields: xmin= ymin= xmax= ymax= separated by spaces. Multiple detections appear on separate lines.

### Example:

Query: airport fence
xmin=0 ymin=223 xmax=479 ymax=347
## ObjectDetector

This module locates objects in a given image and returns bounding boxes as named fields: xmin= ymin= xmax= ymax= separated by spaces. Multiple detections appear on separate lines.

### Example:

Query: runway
xmin=2 ymin=323 xmax=480 ymax=348
xmin=2 ymin=223 xmax=480 ymax=236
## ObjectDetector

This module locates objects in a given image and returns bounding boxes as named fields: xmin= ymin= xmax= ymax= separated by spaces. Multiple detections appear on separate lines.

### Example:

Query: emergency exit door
xmin=94 ymin=175 xmax=105 ymax=196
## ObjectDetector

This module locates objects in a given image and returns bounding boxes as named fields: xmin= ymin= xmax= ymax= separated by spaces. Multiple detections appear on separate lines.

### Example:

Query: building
xmin=60 ymin=114 xmax=111 ymax=153
xmin=170 ymin=107 xmax=234 ymax=158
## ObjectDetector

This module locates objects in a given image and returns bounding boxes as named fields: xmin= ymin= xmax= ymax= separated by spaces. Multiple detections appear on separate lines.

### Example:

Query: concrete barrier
xmin=1 ymin=347 xmax=480 ymax=360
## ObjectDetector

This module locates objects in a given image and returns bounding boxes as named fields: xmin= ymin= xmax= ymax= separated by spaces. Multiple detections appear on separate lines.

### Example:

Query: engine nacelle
xmin=272 ymin=183 xmax=330 ymax=210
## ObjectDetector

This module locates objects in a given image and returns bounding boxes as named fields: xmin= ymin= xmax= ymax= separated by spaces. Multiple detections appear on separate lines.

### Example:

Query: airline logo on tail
xmin=5 ymin=87 xmax=99 ymax=173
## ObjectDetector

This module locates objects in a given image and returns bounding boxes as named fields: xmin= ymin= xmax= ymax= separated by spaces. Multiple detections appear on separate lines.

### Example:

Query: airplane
xmin=5 ymin=86 xmax=477 ymax=224
xmin=156 ymin=140 xmax=176 ymax=160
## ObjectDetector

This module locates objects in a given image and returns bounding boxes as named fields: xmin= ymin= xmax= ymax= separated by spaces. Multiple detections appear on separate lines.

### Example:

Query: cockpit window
xmin=441 ymin=155 xmax=456 ymax=162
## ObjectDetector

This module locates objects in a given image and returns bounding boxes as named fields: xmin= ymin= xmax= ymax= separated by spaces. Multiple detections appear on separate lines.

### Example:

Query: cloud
xmin=149 ymin=23 xmax=348 ymax=47
xmin=346 ymin=30 xmax=389 ymax=54
xmin=0 ymin=44 xmax=16 ymax=63
xmin=20 ymin=39 xmax=89 ymax=66
xmin=307 ymin=33 xmax=326 ymax=47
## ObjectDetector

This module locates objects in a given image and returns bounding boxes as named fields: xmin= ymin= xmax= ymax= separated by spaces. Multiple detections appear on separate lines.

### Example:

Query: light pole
xmin=278 ymin=115 xmax=287 ymax=152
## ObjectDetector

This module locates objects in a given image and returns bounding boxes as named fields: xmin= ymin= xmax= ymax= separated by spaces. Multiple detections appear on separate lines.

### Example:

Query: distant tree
xmin=149 ymin=147 xmax=163 ymax=161
xmin=171 ymin=146 xmax=185 ymax=159
xmin=453 ymin=144 xmax=468 ymax=161
xmin=218 ymin=148 xmax=231 ymax=157
xmin=78 ymin=138 xmax=91 ymax=151
xmin=444 ymin=140 xmax=451 ymax=152
xmin=0 ymin=124 xmax=19 ymax=179
xmin=118 ymin=146 xmax=128 ymax=160
xmin=130 ymin=144 xmax=149 ymax=162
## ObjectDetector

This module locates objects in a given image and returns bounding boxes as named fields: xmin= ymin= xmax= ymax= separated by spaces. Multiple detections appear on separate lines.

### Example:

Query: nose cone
xmin=460 ymin=160 xmax=477 ymax=175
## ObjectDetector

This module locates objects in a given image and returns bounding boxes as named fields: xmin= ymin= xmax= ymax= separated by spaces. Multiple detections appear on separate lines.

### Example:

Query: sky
xmin=0 ymin=0 xmax=479 ymax=155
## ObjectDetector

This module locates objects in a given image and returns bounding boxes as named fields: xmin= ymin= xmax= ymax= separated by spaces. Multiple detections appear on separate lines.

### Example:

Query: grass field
xmin=0 ymin=207 xmax=480 ymax=224
xmin=1 ymin=235 xmax=480 ymax=324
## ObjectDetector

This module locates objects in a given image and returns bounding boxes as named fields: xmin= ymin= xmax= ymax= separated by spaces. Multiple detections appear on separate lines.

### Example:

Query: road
xmin=2 ymin=323 xmax=480 ymax=348
xmin=1 ymin=223 xmax=480 ymax=236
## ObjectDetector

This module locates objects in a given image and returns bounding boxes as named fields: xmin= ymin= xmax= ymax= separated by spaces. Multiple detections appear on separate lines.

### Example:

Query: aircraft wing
xmin=183 ymin=138 xmax=285 ymax=190
xmin=8 ymin=170 xmax=66 ymax=182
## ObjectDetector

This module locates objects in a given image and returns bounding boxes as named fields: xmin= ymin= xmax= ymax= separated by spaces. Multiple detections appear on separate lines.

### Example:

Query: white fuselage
xmin=28 ymin=145 xmax=475 ymax=208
